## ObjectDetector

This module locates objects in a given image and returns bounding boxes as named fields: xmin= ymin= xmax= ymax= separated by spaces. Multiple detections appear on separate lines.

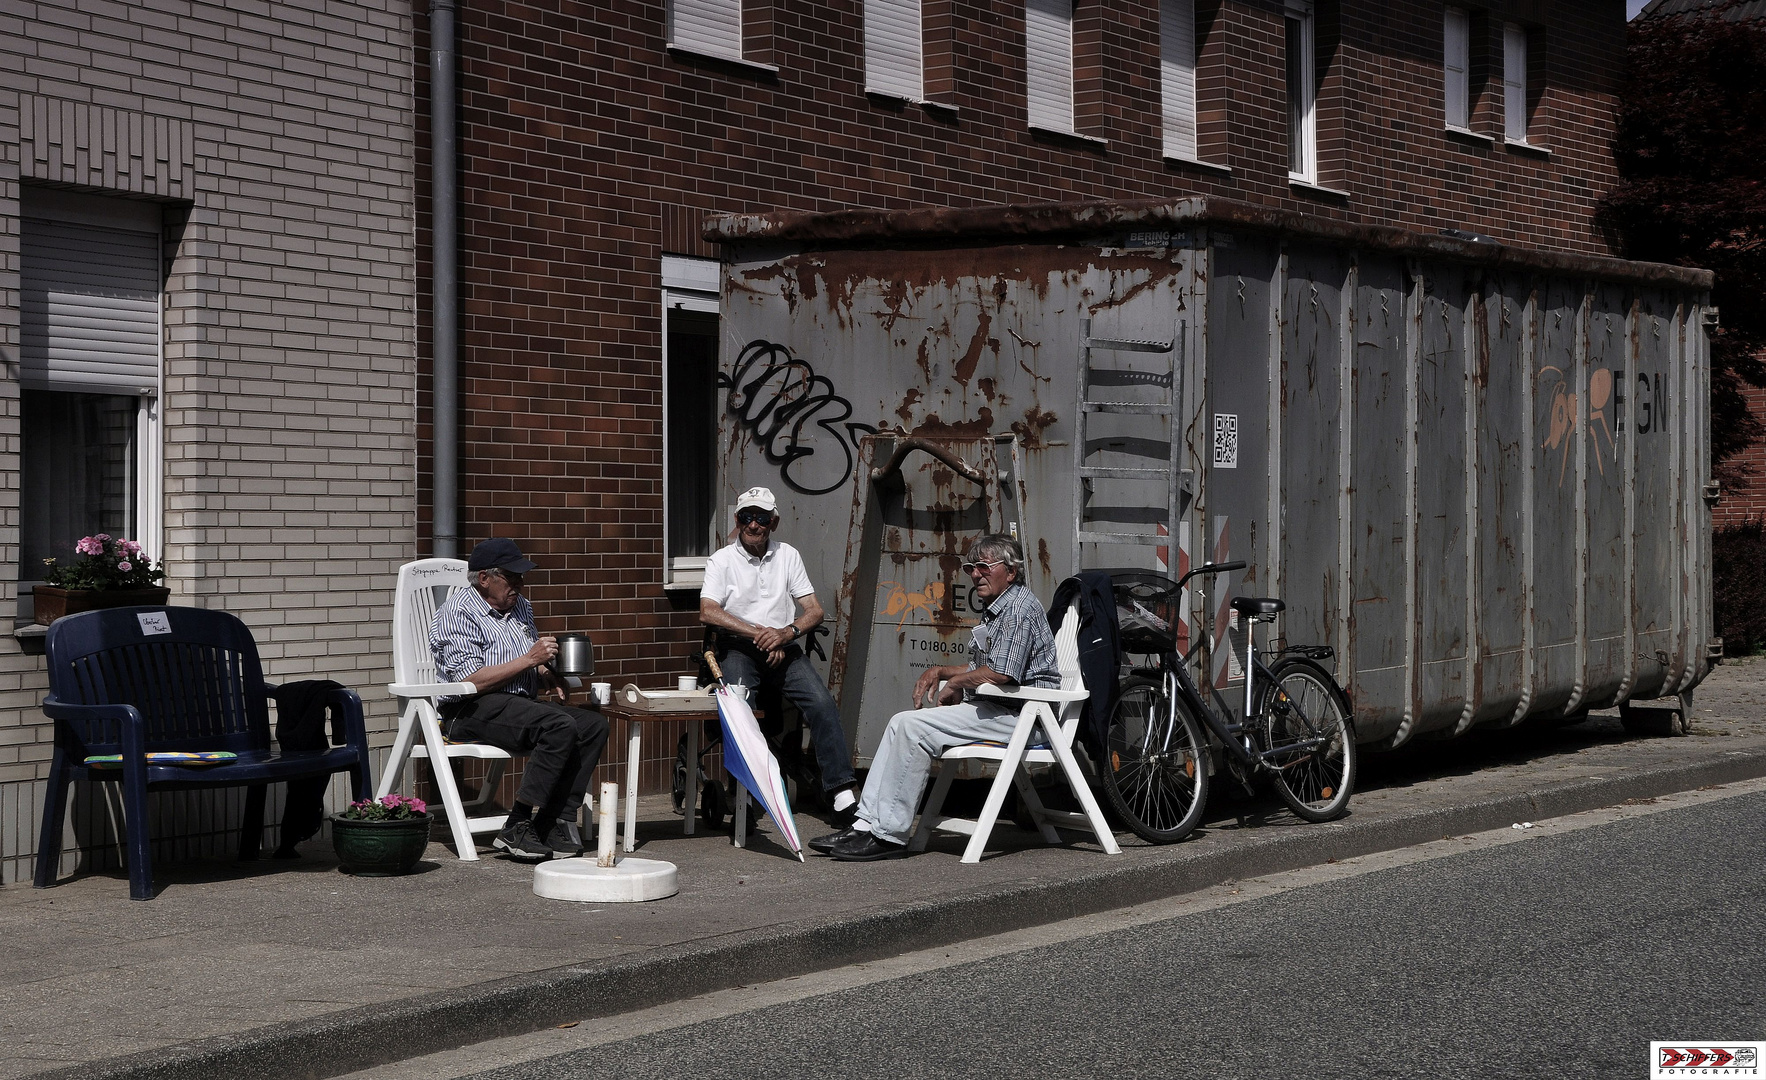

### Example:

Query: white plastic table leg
xmin=733 ymin=785 xmax=749 ymax=848
xmin=623 ymin=719 xmax=641 ymax=852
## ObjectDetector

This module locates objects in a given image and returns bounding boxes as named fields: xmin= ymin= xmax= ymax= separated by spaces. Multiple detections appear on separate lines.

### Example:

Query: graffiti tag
xmin=721 ymin=339 xmax=877 ymax=496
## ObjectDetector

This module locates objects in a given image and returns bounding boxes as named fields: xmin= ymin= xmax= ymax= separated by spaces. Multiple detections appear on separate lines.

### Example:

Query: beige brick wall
xmin=0 ymin=0 xmax=417 ymax=883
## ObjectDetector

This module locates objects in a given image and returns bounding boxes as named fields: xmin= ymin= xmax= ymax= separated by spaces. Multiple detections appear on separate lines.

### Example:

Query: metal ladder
xmin=1070 ymin=317 xmax=1187 ymax=573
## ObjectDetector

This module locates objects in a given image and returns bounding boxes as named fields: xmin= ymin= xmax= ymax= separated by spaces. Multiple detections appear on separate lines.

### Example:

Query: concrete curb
xmin=39 ymin=747 xmax=1766 ymax=1080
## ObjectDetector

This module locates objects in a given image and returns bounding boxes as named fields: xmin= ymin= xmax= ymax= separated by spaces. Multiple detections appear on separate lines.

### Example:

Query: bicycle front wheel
xmin=1260 ymin=658 xmax=1357 ymax=822
xmin=1101 ymin=675 xmax=1211 ymax=843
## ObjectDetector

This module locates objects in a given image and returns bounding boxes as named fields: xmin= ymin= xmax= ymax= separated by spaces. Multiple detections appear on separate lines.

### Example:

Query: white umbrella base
xmin=532 ymin=857 xmax=679 ymax=903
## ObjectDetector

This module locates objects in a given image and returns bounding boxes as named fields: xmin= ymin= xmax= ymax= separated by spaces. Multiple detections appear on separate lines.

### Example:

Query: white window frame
xmin=669 ymin=0 xmax=745 ymax=64
xmin=18 ymin=188 xmax=164 ymax=586
xmin=1444 ymin=7 xmax=1470 ymax=132
xmin=1503 ymin=22 xmax=1530 ymax=145
xmin=1160 ymin=0 xmax=1198 ymax=161
xmin=1285 ymin=0 xmax=1317 ymax=183
xmin=866 ymin=0 xmax=924 ymax=101
xmin=1025 ymin=0 xmax=1075 ymax=135
xmin=662 ymin=255 xmax=721 ymax=591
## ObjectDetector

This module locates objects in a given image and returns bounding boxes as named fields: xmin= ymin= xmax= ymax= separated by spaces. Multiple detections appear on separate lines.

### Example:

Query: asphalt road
xmin=407 ymin=786 xmax=1764 ymax=1080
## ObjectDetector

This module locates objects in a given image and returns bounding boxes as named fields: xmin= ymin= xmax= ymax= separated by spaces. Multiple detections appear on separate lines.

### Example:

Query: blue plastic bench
xmin=34 ymin=605 xmax=374 ymax=900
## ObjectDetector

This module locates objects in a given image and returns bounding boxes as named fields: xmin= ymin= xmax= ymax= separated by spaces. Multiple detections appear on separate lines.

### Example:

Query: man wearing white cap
xmin=700 ymin=486 xmax=859 ymax=819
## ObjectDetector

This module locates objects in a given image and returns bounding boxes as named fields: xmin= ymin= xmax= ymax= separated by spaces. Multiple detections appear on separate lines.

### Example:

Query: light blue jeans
xmin=857 ymin=700 xmax=1021 ymax=844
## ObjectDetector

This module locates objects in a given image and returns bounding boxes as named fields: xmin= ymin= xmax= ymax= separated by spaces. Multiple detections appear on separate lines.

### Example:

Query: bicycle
xmin=1099 ymin=561 xmax=1357 ymax=844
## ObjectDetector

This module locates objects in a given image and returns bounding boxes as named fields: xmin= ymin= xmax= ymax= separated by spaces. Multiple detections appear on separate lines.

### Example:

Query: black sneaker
xmin=492 ymin=818 xmax=553 ymax=862
xmin=543 ymin=820 xmax=585 ymax=857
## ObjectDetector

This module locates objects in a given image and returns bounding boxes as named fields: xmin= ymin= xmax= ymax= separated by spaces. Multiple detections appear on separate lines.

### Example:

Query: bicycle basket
xmin=1109 ymin=571 xmax=1181 ymax=653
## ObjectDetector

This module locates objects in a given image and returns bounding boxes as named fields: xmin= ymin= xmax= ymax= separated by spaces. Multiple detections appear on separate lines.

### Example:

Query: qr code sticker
xmin=1214 ymin=413 xmax=1239 ymax=469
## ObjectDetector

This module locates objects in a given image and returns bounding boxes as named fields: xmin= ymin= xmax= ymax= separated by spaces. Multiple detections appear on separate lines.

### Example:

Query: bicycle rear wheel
xmin=1259 ymin=658 xmax=1356 ymax=822
xmin=1100 ymin=675 xmax=1210 ymax=843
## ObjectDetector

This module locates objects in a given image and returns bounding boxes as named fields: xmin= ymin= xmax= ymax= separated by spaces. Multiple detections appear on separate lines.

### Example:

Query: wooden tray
xmin=616 ymin=684 xmax=717 ymax=713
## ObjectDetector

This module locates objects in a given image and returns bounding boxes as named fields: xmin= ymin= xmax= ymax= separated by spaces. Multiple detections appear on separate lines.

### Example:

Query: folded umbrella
xmin=704 ymin=651 xmax=805 ymax=861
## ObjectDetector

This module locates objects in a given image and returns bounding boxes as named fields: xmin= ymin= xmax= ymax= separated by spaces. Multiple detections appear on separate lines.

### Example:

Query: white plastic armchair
xmin=379 ymin=558 xmax=514 ymax=859
xmin=910 ymin=604 xmax=1123 ymax=863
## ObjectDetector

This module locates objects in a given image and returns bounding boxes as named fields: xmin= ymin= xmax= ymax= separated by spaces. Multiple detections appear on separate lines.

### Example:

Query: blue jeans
xmin=716 ymin=644 xmax=856 ymax=794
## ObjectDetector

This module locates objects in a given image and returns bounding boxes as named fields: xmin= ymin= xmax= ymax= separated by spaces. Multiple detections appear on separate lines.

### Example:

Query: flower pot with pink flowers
xmin=331 ymin=794 xmax=432 ymax=876
xmin=33 ymin=534 xmax=169 ymax=625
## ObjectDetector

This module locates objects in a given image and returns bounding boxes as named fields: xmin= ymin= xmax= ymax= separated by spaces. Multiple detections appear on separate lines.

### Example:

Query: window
xmin=663 ymin=256 xmax=720 ymax=590
xmin=1285 ymin=1 xmax=1316 ymax=182
xmin=1025 ymin=0 xmax=1074 ymax=134
xmin=866 ymin=0 xmax=923 ymax=100
xmin=1444 ymin=7 xmax=1470 ymax=131
xmin=1503 ymin=23 xmax=1530 ymax=144
xmin=18 ymin=189 xmax=163 ymax=605
xmin=669 ymin=0 xmax=743 ymax=63
xmin=1160 ymin=0 xmax=1197 ymax=160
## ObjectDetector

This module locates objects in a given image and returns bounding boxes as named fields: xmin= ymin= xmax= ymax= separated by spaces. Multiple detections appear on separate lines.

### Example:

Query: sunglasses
xmin=961 ymin=559 xmax=1006 ymax=575
xmin=737 ymin=509 xmax=774 ymax=526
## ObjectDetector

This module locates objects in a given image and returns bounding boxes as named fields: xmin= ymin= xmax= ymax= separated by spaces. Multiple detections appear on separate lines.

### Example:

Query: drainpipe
xmin=430 ymin=0 xmax=459 ymax=558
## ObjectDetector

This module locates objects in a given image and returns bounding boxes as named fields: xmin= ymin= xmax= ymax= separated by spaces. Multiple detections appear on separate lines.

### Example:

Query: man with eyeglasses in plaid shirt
xmin=813 ymin=532 xmax=1059 ymax=861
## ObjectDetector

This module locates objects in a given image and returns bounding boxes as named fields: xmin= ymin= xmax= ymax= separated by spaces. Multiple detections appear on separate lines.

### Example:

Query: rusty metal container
xmin=707 ymin=198 xmax=1715 ymax=760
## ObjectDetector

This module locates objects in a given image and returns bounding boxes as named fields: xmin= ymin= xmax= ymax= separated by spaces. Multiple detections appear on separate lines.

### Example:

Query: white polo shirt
xmin=702 ymin=539 xmax=814 ymax=629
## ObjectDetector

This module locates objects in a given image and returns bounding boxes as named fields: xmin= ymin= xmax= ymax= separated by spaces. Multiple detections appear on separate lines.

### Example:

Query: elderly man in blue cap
xmin=430 ymin=537 xmax=609 ymax=861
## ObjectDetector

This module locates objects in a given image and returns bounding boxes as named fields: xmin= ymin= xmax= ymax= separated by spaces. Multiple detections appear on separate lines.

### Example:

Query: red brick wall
xmin=412 ymin=0 xmax=1628 ymax=787
xmin=1715 ymin=384 xmax=1766 ymax=529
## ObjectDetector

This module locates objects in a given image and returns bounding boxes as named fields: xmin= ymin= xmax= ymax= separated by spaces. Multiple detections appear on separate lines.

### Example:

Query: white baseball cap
xmin=736 ymin=486 xmax=778 ymax=514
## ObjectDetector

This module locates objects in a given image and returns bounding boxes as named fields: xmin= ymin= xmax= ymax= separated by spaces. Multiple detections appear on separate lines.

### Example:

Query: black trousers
xmin=445 ymin=693 xmax=609 ymax=824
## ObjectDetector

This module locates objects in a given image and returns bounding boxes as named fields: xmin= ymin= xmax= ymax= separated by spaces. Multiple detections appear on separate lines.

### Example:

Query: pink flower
xmin=95 ymin=534 xmax=112 ymax=543
xmin=117 ymin=561 xmax=132 ymax=572
xmin=119 ymin=539 xmax=142 ymax=556
xmin=75 ymin=537 xmax=103 ymax=556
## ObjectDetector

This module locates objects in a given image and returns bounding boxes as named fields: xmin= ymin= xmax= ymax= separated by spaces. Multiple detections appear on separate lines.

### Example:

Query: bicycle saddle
xmin=1230 ymin=596 xmax=1285 ymax=616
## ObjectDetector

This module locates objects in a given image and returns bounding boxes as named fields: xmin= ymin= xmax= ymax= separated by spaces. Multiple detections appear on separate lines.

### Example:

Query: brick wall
xmin=423 ymin=0 xmax=1628 ymax=699
xmin=1715 ymin=383 xmax=1766 ymax=529
xmin=0 ymin=0 xmax=418 ymax=883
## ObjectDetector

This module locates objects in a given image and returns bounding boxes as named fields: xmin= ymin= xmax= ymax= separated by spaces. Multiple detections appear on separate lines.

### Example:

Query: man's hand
xmin=766 ymin=647 xmax=787 ymax=668
xmin=912 ymin=664 xmax=962 ymax=708
xmin=753 ymin=625 xmax=795 ymax=652
xmin=526 ymin=635 xmax=558 ymax=667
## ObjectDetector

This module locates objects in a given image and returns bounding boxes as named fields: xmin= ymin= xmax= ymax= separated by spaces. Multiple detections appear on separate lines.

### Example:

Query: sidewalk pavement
xmin=10 ymin=658 xmax=1766 ymax=1080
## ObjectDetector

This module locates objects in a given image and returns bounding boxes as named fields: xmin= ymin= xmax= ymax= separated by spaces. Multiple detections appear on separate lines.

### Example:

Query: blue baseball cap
xmin=467 ymin=537 xmax=536 ymax=575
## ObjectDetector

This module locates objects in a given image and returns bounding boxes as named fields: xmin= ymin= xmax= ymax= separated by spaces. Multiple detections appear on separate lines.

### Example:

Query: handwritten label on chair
xmin=136 ymin=611 xmax=172 ymax=636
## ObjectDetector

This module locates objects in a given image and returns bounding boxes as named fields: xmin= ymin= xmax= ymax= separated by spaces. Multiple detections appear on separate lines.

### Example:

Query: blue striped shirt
xmin=430 ymin=585 xmax=539 ymax=701
xmin=969 ymin=582 xmax=1060 ymax=692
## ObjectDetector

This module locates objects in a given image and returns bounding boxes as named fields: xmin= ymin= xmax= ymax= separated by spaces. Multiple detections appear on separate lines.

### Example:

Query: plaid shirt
xmin=968 ymin=582 xmax=1060 ymax=693
xmin=430 ymin=584 xmax=539 ymax=701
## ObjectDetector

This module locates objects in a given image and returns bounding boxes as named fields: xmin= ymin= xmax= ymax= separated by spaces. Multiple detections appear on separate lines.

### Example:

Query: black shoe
xmin=828 ymin=832 xmax=906 ymax=862
xmin=542 ymin=820 xmax=585 ymax=857
xmin=492 ymin=818 xmax=553 ymax=862
xmin=809 ymin=828 xmax=857 ymax=854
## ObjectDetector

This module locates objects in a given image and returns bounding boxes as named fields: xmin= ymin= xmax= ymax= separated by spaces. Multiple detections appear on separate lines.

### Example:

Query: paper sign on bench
xmin=137 ymin=611 xmax=172 ymax=636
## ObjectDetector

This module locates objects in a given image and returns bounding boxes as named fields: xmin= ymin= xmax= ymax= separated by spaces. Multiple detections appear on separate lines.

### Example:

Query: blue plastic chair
xmin=34 ymin=605 xmax=374 ymax=899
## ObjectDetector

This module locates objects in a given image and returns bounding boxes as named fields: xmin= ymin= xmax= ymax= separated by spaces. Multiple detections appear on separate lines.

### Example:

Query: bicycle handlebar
xmin=1174 ymin=559 xmax=1247 ymax=591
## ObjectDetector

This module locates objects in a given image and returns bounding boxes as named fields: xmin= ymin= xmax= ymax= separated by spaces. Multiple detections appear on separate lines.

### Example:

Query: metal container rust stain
xmin=713 ymin=198 xmax=1714 ymax=762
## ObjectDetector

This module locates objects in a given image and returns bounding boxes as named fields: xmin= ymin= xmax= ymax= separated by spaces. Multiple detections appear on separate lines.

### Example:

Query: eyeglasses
xmin=736 ymin=509 xmax=773 ymax=526
xmin=961 ymin=559 xmax=1006 ymax=575
xmin=489 ymin=569 xmax=525 ymax=587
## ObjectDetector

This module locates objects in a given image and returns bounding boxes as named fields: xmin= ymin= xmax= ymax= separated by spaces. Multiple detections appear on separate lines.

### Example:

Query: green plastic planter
xmin=330 ymin=814 xmax=432 ymax=876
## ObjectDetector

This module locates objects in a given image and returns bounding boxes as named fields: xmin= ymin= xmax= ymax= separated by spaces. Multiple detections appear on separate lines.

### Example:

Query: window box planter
xmin=32 ymin=585 xmax=172 ymax=626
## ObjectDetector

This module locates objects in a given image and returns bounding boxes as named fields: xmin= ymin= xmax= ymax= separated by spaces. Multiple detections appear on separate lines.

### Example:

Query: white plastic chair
xmin=378 ymin=558 xmax=514 ymax=859
xmin=909 ymin=604 xmax=1124 ymax=863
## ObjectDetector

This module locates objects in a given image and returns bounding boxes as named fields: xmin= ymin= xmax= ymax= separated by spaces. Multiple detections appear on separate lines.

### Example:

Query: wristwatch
xmin=790 ymin=625 xmax=801 ymax=640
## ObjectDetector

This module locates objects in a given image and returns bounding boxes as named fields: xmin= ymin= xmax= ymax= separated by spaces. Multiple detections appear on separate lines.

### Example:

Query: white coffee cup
xmin=678 ymin=675 xmax=697 ymax=692
xmin=590 ymin=681 xmax=612 ymax=706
